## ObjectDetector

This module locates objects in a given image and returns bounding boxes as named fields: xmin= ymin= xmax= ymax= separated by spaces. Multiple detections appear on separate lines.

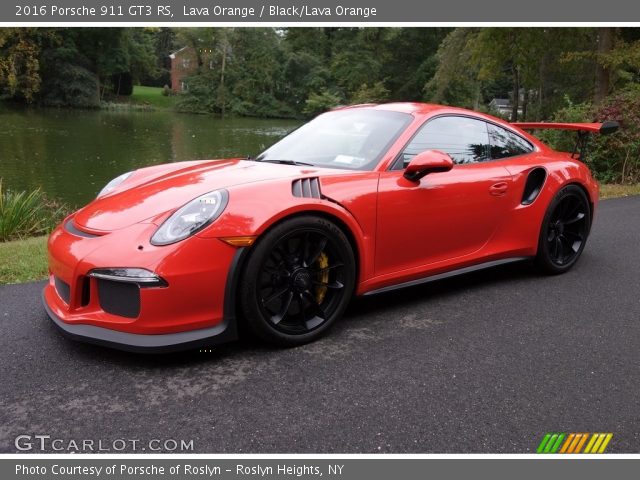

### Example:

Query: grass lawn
xmin=599 ymin=183 xmax=640 ymax=199
xmin=0 ymin=235 xmax=48 ymax=284
xmin=1 ymin=184 xmax=639 ymax=285
xmin=130 ymin=85 xmax=176 ymax=109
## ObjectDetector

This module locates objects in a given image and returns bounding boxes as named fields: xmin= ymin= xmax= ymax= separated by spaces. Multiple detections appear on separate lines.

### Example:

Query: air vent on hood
xmin=292 ymin=178 xmax=322 ymax=199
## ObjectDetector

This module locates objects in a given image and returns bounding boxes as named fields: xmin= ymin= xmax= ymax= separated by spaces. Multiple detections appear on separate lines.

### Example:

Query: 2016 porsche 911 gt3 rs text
xmin=43 ymin=103 xmax=618 ymax=352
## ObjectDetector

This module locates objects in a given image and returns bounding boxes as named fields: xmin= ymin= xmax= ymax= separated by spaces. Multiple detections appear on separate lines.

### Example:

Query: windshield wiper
xmin=257 ymin=159 xmax=315 ymax=167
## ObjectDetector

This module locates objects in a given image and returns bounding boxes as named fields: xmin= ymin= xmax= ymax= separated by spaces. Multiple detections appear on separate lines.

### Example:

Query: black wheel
xmin=239 ymin=216 xmax=356 ymax=346
xmin=536 ymin=185 xmax=591 ymax=274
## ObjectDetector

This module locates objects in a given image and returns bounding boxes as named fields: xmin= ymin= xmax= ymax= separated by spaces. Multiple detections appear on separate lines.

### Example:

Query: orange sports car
xmin=43 ymin=103 xmax=617 ymax=352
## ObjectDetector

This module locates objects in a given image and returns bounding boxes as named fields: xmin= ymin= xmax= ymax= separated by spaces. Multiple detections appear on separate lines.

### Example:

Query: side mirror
xmin=403 ymin=150 xmax=454 ymax=182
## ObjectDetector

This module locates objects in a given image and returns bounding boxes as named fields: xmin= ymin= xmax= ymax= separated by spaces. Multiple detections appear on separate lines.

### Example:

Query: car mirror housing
xmin=403 ymin=150 xmax=454 ymax=182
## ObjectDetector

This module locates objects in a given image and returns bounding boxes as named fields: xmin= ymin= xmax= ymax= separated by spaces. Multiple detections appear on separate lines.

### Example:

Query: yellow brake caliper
xmin=315 ymin=252 xmax=329 ymax=304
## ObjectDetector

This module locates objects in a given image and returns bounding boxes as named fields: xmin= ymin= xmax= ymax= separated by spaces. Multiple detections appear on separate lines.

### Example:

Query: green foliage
xmin=38 ymin=36 xmax=99 ymax=108
xmin=593 ymin=85 xmax=640 ymax=183
xmin=425 ymin=28 xmax=480 ymax=108
xmin=538 ymin=96 xmax=593 ymax=153
xmin=427 ymin=28 xmax=596 ymax=119
xmin=303 ymin=90 xmax=343 ymax=116
xmin=0 ymin=180 xmax=68 ymax=242
xmin=0 ymin=28 xmax=50 ymax=102
xmin=351 ymin=81 xmax=390 ymax=104
xmin=175 ymin=70 xmax=219 ymax=114
xmin=0 ymin=28 xmax=158 ymax=106
xmin=537 ymin=87 xmax=640 ymax=183
xmin=175 ymin=27 xmax=448 ymax=117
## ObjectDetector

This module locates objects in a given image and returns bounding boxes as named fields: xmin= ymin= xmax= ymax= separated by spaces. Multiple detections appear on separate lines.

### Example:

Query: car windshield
xmin=256 ymin=109 xmax=412 ymax=170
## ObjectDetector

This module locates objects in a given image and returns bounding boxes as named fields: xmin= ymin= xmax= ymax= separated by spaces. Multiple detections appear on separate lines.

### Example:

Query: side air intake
xmin=522 ymin=167 xmax=547 ymax=205
xmin=292 ymin=178 xmax=322 ymax=199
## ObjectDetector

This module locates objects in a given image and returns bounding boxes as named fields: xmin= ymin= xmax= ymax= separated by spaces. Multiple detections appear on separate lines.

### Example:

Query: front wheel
xmin=239 ymin=216 xmax=356 ymax=346
xmin=535 ymin=184 xmax=591 ymax=274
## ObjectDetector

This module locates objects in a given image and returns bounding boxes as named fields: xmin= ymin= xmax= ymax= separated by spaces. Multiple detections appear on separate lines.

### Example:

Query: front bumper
xmin=43 ymin=289 xmax=236 ymax=353
xmin=43 ymin=217 xmax=244 ymax=352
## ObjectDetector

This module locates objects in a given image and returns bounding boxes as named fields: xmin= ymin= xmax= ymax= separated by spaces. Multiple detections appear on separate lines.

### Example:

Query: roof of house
xmin=490 ymin=98 xmax=511 ymax=107
xmin=169 ymin=46 xmax=190 ymax=59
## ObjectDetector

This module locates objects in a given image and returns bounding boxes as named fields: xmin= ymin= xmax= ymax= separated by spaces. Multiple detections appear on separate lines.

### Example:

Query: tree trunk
xmin=522 ymin=87 xmax=529 ymax=120
xmin=511 ymin=67 xmax=520 ymax=122
xmin=595 ymin=27 xmax=615 ymax=104
xmin=219 ymin=42 xmax=227 ymax=118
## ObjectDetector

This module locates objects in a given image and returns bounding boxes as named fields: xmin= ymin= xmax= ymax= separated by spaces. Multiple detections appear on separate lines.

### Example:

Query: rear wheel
xmin=239 ymin=216 xmax=355 ymax=346
xmin=536 ymin=185 xmax=591 ymax=274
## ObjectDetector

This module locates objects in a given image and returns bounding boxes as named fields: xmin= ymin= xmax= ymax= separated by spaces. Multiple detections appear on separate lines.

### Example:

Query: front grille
xmin=292 ymin=178 xmax=322 ymax=199
xmin=54 ymin=277 xmax=70 ymax=304
xmin=97 ymin=279 xmax=140 ymax=318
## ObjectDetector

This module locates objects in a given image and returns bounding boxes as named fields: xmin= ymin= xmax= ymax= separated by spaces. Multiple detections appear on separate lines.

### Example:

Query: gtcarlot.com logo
xmin=14 ymin=435 xmax=194 ymax=452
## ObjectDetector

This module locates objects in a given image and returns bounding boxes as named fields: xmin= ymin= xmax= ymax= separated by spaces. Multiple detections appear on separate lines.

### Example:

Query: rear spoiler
xmin=512 ymin=121 xmax=619 ymax=135
xmin=512 ymin=121 xmax=619 ymax=159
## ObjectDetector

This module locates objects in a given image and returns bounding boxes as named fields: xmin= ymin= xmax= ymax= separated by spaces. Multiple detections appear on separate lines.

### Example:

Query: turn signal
xmin=220 ymin=236 xmax=257 ymax=247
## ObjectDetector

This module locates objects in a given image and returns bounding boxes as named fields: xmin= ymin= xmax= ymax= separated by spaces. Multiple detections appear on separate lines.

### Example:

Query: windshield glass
xmin=256 ymin=109 xmax=412 ymax=170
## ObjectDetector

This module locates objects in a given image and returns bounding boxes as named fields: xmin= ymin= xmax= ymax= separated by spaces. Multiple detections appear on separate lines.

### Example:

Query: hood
xmin=74 ymin=159 xmax=337 ymax=231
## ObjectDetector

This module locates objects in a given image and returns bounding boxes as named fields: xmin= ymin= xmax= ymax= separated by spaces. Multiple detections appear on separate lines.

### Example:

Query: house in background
xmin=169 ymin=47 xmax=215 ymax=92
xmin=489 ymin=98 xmax=512 ymax=118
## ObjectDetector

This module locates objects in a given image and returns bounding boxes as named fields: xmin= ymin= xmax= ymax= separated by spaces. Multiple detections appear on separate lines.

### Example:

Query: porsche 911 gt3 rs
xmin=43 ymin=103 xmax=618 ymax=352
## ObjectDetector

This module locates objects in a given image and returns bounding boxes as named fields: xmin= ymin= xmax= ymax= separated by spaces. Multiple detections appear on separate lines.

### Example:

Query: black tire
xmin=239 ymin=216 xmax=356 ymax=346
xmin=535 ymin=184 xmax=591 ymax=274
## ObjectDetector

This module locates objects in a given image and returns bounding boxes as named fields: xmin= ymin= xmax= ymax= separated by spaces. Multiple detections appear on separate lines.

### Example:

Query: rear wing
xmin=512 ymin=121 xmax=619 ymax=159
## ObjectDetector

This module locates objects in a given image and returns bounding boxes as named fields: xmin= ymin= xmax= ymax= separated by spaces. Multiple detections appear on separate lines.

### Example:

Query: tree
xmin=595 ymin=27 xmax=615 ymax=103
xmin=425 ymin=28 xmax=481 ymax=108
xmin=0 ymin=28 xmax=52 ymax=102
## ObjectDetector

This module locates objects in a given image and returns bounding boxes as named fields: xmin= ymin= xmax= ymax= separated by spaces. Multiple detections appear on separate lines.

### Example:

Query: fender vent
xmin=292 ymin=178 xmax=322 ymax=199
xmin=522 ymin=167 xmax=547 ymax=205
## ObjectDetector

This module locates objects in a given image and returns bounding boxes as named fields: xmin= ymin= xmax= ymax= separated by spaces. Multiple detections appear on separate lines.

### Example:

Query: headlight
xmin=97 ymin=171 xmax=133 ymax=198
xmin=151 ymin=189 xmax=229 ymax=246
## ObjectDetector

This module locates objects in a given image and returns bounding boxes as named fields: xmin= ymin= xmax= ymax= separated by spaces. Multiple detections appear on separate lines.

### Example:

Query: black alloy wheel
xmin=240 ymin=216 xmax=355 ymax=346
xmin=536 ymin=185 xmax=591 ymax=274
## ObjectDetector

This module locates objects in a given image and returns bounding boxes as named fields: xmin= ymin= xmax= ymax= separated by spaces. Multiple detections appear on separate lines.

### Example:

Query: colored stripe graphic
xmin=559 ymin=433 xmax=575 ymax=453
xmin=537 ymin=433 xmax=613 ymax=453
xmin=573 ymin=433 xmax=589 ymax=453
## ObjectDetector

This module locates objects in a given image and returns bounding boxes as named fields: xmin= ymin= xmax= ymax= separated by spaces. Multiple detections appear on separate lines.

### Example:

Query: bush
xmin=541 ymin=89 xmax=640 ymax=184
xmin=350 ymin=81 xmax=390 ymax=104
xmin=592 ymin=86 xmax=640 ymax=184
xmin=303 ymin=90 xmax=343 ymax=117
xmin=0 ymin=180 xmax=69 ymax=242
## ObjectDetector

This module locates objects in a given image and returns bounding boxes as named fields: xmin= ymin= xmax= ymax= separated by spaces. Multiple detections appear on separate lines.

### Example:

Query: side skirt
xmin=363 ymin=257 xmax=531 ymax=296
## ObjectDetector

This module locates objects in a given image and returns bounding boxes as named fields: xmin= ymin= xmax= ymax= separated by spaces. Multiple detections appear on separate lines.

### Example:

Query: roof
xmin=489 ymin=98 xmax=511 ymax=107
xmin=168 ymin=46 xmax=190 ymax=59
xmin=335 ymin=102 xmax=448 ymax=115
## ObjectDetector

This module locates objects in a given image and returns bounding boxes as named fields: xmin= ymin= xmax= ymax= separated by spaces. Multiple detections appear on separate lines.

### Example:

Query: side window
xmin=399 ymin=116 xmax=491 ymax=168
xmin=488 ymin=123 xmax=533 ymax=159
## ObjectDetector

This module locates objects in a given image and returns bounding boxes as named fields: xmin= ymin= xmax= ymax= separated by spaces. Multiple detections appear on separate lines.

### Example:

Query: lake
xmin=0 ymin=108 xmax=300 ymax=207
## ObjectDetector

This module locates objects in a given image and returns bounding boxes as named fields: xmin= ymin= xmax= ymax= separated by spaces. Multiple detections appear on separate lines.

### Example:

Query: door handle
xmin=489 ymin=182 xmax=508 ymax=196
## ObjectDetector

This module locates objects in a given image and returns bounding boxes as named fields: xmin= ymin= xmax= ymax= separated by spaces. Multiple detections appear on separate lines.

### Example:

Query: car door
xmin=375 ymin=115 xmax=515 ymax=277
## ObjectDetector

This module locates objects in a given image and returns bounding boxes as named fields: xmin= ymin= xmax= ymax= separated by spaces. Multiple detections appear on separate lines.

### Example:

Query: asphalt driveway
xmin=1 ymin=196 xmax=639 ymax=453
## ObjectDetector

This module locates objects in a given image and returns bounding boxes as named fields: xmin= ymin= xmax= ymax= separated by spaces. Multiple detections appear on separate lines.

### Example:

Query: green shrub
xmin=592 ymin=86 xmax=640 ymax=184
xmin=350 ymin=81 xmax=390 ymax=104
xmin=303 ymin=90 xmax=343 ymax=117
xmin=0 ymin=181 xmax=69 ymax=242
xmin=540 ymin=88 xmax=640 ymax=184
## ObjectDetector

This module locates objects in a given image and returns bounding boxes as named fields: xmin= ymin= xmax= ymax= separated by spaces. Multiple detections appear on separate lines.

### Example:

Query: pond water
xmin=0 ymin=108 xmax=300 ymax=207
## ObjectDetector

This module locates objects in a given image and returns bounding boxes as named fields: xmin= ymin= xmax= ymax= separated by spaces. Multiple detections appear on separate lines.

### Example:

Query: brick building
xmin=169 ymin=47 xmax=214 ymax=92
